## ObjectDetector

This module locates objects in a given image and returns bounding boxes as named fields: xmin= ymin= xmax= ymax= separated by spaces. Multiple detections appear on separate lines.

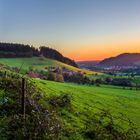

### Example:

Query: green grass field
xmin=0 ymin=57 xmax=140 ymax=138
xmin=0 ymin=57 xmax=97 ymax=74
xmin=34 ymin=79 xmax=140 ymax=133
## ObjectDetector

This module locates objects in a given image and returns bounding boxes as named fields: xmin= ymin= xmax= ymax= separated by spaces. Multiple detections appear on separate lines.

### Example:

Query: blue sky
xmin=0 ymin=0 xmax=140 ymax=60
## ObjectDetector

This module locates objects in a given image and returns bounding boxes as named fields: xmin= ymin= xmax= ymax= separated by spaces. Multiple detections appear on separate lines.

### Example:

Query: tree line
xmin=0 ymin=42 xmax=78 ymax=67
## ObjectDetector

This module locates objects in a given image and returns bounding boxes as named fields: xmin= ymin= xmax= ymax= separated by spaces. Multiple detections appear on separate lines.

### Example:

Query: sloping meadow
xmin=0 ymin=70 xmax=140 ymax=139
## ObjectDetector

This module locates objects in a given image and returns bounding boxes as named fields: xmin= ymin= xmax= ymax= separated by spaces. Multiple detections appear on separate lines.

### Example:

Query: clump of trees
xmin=105 ymin=78 xmax=132 ymax=87
xmin=40 ymin=47 xmax=77 ymax=67
xmin=104 ymin=77 xmax=140 ymax=90
xmin=63 ymin=72 xmax=93 ymax=85
xmin=0 ymin=43 xmax=39 ymax=57
xmin=47 ymin=72 xmax=64 ymax=82
xmin=0 ymin=42 xmax=78 ymax=67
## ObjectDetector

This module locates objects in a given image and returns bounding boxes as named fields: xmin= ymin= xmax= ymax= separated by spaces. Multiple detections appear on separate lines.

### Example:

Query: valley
xmin=0 ymin=43 xmax=140 ymax=139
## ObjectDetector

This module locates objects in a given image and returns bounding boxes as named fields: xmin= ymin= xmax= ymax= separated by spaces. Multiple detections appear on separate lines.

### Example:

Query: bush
xmin=48 ymin=94 xmax=71 ymax=109
xmin=63 ymin=72 xmax=92 ymax=84
xmin=0 ymin=76 xmax=62 ymax=139
xmin=47 ymin=72 xmax=56 ymax=81
xmin=111 ymin=78 xmax=132 ymax=87
xmin=56 ymin=74 xmax=64 ymax=82
xmin=95 ymin=78 xmax=103 ymax=84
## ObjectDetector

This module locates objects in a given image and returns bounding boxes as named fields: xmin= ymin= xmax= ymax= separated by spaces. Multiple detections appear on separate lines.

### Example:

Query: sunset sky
xmin=0 ymin=0 xmax=140 ymax=61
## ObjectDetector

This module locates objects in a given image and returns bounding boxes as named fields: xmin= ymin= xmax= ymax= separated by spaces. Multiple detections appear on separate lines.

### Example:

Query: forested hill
xmin=98 ymin=53 xmax=140 ymax=67
xmin=0 ymin=42 xmax=78 ymax=67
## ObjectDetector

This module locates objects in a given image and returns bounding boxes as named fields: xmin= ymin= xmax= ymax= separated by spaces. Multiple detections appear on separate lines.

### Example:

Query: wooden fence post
xmin=4 ymin=71 xmax=7 ymax=78
xmin=3 ymin=71 xmax=7 ymax=103
xmin=21 ymin=78 xmax=25 ymax=119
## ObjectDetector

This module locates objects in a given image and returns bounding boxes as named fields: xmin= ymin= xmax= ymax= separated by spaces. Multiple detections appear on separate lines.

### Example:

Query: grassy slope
xmin=0 ymin=57 xmax=140 ymax=137
xmin=34 ymin=79 xmax=140 ymax=133
xmin=0 ymin=57 xmax=96 ymax=74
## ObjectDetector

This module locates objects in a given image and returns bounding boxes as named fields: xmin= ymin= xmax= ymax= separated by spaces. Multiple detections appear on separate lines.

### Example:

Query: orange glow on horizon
xmin=32 ymin=31 xmax=140 ymax=61
xmin=61 ymin=40 xmax=140 ymax=61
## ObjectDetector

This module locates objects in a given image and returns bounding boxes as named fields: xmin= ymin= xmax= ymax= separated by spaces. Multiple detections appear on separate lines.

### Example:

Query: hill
xmin=0 ymin=42 xmax=78 ymax=67
xmin=98 ymin=53 xmax=140 ymax=67
xmin=77 ymin=60 xmax=100 ymax=69
xmin=0 ymin=57 xmax=95 ymax=74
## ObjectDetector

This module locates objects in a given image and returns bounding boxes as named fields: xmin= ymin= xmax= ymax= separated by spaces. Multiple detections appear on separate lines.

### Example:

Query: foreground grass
xmin=34 ymin=79 xmax=140 ymax=133
xmin=0 ymin=74 xmax=140 ymax=139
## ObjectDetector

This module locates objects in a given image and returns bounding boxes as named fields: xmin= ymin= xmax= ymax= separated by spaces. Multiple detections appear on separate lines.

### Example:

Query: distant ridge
xmin=0 ymin=42 xmax=78 ymax=67
xmin=98 ymin=53 xmax=140 ymax=67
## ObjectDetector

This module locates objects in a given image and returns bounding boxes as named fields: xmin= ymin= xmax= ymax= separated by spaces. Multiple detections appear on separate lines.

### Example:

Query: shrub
xmin=47 ymin=72 xmax=56 ymax=81
xmin=111 ymin=78 xmax=132 ymax=87
xmin=0 ymin=76 xmax=62 ymax=139
xmin=95 ymin=78 xmax=103 ymax=84
xmin=48 ymin=94 xmax=71 ymax=109
xmin=63 ymin=72 xmax=92 ymax=84
xmin=56 ymin=74 xmax=64 ymax=82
